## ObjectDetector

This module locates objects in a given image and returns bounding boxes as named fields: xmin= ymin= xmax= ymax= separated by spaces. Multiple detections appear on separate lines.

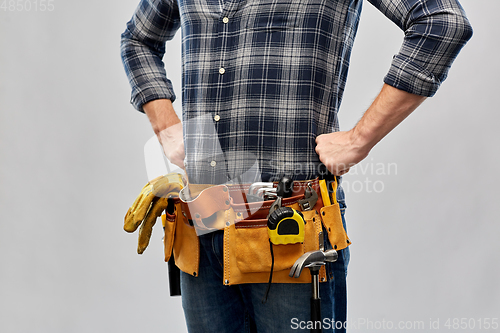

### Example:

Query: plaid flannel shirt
xmin=121 ymin=0 xmax=472 ymax=184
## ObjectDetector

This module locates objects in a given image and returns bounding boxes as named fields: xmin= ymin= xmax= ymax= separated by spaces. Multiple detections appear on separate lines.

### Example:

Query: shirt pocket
xmin=243 ymin=0 xmax=301 ymax=31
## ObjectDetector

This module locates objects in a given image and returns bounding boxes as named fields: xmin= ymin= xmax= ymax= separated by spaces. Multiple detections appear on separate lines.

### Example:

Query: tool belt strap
xmin=178 ymin=185 xmax=231 ymax=231
xmin=178 ymin=179 xmax=324 ymax=231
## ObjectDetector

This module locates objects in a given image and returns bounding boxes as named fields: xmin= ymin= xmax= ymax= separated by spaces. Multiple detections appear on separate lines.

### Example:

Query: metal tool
xmin=298 ymin=182 xmax=318 ymax=211
xmin=248 ymin=176 xmax=294 ymax=203
xmin=289 ymin=249 xmax=338 ymax=278
xmin=247 ymin=182 xmax=274 ymax=202
xmin=266 ymin=177 xmax=293 ymax=217
xmin=289 ymin=249 xmax=338 ymax=333
xmin=256 ymin=187 xmax=277 ymax=201
xmin=267 ymin=196 xmax=282 ymax=219
xmin=248 ymin=182 xmax=274 ymax=196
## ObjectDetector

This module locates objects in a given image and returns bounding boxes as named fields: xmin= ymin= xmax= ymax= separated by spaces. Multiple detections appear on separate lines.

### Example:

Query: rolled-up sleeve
xmin=368 ymin=0 xmax=473 ymax=97
xmin=120 ymin=0 xmax=181 ymax=112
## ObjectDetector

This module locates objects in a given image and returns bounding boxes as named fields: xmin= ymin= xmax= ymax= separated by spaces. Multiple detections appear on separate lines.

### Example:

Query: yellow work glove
xmin=124 ymin=173 xmax=184 ymax=254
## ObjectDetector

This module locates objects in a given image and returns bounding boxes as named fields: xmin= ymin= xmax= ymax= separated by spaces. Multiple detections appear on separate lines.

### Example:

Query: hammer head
xmin=289 ymin=249 xmax=338 ymax=278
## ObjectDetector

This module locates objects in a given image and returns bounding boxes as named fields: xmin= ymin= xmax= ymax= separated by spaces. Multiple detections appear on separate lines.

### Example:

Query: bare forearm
xmin=143 ymin=99 xmax=185 ymax=169
xmin=352 ymin=83 xmax=427 ymax=153
xmin=316 ymin=84 xmax=427 ymax=175
xmin=143 ymin=99 xmax=181 ymax=135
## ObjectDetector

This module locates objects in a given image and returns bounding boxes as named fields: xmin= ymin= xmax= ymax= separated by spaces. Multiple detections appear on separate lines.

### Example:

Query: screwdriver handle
xmin=318 ymin=164 xmax=338 ymax=205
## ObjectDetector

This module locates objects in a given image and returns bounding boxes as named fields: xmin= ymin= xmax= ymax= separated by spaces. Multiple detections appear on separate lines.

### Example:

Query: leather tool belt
xmin=162 ymin=178 xmax=350 ymax=285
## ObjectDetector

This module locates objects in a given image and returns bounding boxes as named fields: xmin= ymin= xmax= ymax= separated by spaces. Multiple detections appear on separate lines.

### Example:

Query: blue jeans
xmin=181 ymin=202 xmax=349 ymax=333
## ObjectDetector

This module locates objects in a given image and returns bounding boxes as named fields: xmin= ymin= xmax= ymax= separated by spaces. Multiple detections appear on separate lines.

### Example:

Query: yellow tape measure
xmin=267 ymin=207 xmax=305 ymax=245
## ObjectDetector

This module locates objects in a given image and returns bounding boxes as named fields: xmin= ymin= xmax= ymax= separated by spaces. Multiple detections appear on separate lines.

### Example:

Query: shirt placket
xmin=214 ymin=10 xmax=229 ymax=126
xmin=209 ymin=1 xmax=237 ymax=175
xmin=214 ymin=1 xmax=237 ymax=123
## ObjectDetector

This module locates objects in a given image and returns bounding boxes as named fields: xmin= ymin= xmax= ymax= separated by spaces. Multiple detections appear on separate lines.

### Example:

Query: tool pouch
xmin=163 ymin=200 xmax=201 ymax=277
xmin=162 ymin=212 xmax=176 ymax=262
xmin=222 ymin=182 xmax=337 ymax=285
xmin=320 ymin=202 xmax=351 ymax=251
xmin=223 ymin=202 xmax=324 ymax=285
xmin=165 ymin=184 xmax=232 ymax=277
xmin=233 ymin=219 xmax=303 ymax=273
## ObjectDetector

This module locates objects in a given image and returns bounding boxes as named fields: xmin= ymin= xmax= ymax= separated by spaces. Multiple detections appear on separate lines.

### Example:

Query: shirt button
xmin=219 ymin=67 xmax=225 ymax=75
xmin=210 ymin=161 xmax=217 ymax=167
xmin=214 ymin=115 xmax=221 ymax=122
xmin=222 ymin=17 xmax=229 ymax=24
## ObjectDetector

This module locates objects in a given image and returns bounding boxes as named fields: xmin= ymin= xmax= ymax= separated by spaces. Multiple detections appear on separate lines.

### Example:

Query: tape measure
xmin=267 ymin=207 xmax=305 ymax=245
xmin=263 ymin=205 xmax=305 ymax=303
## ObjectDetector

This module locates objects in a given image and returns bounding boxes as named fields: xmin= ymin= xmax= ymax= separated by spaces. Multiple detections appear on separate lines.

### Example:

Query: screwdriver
xmin=318 ymin=164 xmax=337 ymax=206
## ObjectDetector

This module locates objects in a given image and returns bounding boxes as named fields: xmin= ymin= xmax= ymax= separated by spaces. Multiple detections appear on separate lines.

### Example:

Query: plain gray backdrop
xmin=1 ymin=0 xmax=498 ymax=332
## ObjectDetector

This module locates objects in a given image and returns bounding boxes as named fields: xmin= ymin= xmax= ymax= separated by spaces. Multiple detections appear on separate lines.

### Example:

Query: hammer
xmin=289 ymin=249 xmax=338 ymax=333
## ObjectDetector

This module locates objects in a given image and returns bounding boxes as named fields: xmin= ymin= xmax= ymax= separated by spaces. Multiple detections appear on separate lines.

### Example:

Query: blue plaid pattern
xmin=121 ymin=0 xmax=472 ymax=184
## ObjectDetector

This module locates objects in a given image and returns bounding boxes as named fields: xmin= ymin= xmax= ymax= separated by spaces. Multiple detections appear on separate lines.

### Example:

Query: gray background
xmin=0 ymin=0 xmax=498 ymax=332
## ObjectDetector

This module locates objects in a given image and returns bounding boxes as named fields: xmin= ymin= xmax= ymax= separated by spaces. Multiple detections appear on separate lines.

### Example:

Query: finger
xmin=129 ymin=184 xmax=149 ymax=212
xmin=337 ymin=168 xmax=350 ymax=176
xmin=137 ymin=197 xmax=169 ymax=254
xmin=123 ymin=208 xmax=135 ymax=232
xmin=124 ymin=186 xmax=151 ymax=232
xmin=129 ymin=191 xmax=155 ymax=231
